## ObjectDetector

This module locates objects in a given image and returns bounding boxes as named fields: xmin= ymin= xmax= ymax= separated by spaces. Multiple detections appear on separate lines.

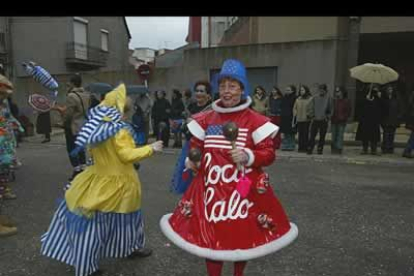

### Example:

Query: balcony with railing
xmin=66 ymin=42 xmax=108 ymax=69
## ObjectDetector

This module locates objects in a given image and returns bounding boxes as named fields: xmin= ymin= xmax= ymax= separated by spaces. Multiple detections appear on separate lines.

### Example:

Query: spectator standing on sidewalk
xmin=182 ymin=88 xmax=195 ymax=119
xmin=381 ymin=85 xmax=402 ymax=154
xmin=402 ymin=86 xmax=414 ymax=158
xmin=330 ymin=86 xmax=352 ymax=154
xmin=152 ymin=90 xmax=171 ymax=147
xmin=183 ymin=81 xmax=212 ymax=142
xmin=307 ymin=84 xmax=333 ymax=155
xmin=293 ymin=85 xmax=313 ymax=153
xmin=251 ymin=85 xmax=268 ymax=115
xmin=356 ymin=85 xmax=384 ymax=155
xmin=170 ymin=89 xmax=185 ymax=148
xmin=188 ymin=81 xmax=212 ymax=115
xmin=134 ymin=91 xmax=152 ymax=144
xmin=268 ymin=86 xmax=283 ymax=150
xmin=280 ymin=85 xmax=297 ymax=151
xmin=36 ymin=111 xmax=51 ymax=143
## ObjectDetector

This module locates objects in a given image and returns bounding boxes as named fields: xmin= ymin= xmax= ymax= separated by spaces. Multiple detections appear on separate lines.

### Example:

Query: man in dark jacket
xmin=152 ymin=90 xmax=171 ymax=147
xmin=170 ymin=89 xmax=185 ymax=148
xmin=403 ymin=88 xmax=414 ymax=158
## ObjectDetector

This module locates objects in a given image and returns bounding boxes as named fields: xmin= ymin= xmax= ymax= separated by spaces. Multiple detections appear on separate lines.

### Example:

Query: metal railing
xmin=66 ymin=42 xmax=108 ymax=67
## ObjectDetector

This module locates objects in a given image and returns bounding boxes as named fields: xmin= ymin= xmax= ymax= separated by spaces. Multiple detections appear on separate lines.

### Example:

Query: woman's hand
xmin=229 ymin=148 xmax=249 ymax=164
xmin=185 ymin=158 xmax=200 ymax=172
xmin=150 ymin=141 xmax=163 ymax=152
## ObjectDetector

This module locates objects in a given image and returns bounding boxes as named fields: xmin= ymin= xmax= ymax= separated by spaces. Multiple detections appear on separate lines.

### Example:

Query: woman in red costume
xmin=160 ymin=59 xmax=298 ymax=276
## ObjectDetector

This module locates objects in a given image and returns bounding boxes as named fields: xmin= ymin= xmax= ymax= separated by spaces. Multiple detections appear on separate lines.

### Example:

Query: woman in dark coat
xmin=355 ymin=85 xmax=384 ymax=155
xmin=280 ymin=85 xmax=297 ymax=151
xmin=152 ymin=90 xmax=171 ymax=147
xmin=36 ymin=111 xmax=51 ymax=143
xmin=268 ymin=86 xmax=283 ymax=150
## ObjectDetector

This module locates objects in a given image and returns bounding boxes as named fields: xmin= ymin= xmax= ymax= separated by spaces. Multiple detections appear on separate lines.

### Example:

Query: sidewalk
xmin=22 ymin=127 xmax=413 ymax=166
xmin=21 ymin=127 xmax=65 ymax=144
xmin=146 ymin=137 xmax=414 ymax=166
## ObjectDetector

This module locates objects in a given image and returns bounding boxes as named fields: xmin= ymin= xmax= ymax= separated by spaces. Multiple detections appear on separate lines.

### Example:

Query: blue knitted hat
xmin=215 ymin=59 xmax=250 ymax=99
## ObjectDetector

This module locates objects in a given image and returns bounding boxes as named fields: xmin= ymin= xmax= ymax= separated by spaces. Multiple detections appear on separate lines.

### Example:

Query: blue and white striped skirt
xmin=40 ymin=201 xmax=145 ymax=276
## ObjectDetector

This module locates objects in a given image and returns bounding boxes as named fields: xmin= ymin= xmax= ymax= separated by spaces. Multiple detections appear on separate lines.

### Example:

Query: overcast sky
xmin=125 ymin=17 xmax=189 ymax=50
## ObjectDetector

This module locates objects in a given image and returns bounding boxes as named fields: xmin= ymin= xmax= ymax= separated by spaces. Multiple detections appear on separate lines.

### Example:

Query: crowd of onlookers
xmin=144 ymin=81 xmax=414 ymax=159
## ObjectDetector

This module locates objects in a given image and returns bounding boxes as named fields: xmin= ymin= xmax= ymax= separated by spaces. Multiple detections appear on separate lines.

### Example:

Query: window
xmin=101 ymin=29 xmax=109 ymax=52
xmin=227 ymin=16 xmax=239 ymax=27
xmin=73 ymin=17 xmax=88 ymax=59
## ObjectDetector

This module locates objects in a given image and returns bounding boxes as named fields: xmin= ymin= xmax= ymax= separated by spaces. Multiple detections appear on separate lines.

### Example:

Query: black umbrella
xmin=85 ymin=82 xmax=113 ymax=95
xmin=126 ymin=85 xmax=148 ymax=95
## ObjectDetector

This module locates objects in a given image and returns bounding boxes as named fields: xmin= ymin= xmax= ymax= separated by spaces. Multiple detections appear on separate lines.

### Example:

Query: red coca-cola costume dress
xmin=160 ymin=96 xmax=298 ymax=261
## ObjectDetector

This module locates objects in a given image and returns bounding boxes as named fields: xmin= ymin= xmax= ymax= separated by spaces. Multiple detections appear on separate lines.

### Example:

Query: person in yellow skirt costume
xmin=40 ymin=83 xmax=163 ymax=276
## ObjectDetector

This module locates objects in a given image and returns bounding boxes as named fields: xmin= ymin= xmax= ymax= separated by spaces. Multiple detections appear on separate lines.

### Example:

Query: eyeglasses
xmin=219 ymin=83 xmax=241 ymax=92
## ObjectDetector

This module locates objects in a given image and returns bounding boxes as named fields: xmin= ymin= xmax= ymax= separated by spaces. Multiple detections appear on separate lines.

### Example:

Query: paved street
xmin=1 ymin=135 xmax=413 ymax=276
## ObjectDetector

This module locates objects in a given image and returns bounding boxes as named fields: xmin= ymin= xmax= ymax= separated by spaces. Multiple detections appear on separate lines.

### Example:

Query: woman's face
xmin=157 ymin=91 xmax=164 ymax=99
xmin=300 ymin=87 xmax=306 ymax=96
xmin=387 ymin=87 xmax=393 ymax=97
xmin=219 ymin=78 xmax=243 ymax=108
xmin=271 ymin=89 xmax=279 ymax=97
xmin=195 ymin=85 xmax=209 ymax=104
xmin=285 ymin=87 xmax=292 ymax=94
xmin=335 ymin=87 xmax=342 ymax=98
xmin=255 ymin=88 xmax=264 ymax=96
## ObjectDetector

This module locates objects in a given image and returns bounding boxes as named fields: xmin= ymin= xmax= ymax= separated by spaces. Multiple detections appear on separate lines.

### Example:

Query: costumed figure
xmin=0 ymin=74 xmax=23 ymax=201
xmin=22 ymin=62 xmax=58 ymax=141
xmin=40 ymin=84 xmax=163 ymax=276
xmin=161 ymin=60 xmax=298 ymax=276
xmin=0 ymin=74 xmax=23 ymax=237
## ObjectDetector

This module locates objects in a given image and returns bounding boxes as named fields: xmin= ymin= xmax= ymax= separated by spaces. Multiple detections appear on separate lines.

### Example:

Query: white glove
xmin=150 ymin=141 xmax=163 ymax=152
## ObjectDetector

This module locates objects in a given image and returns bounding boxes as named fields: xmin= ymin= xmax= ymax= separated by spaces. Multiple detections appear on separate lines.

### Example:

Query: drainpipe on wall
xmin=346 ymin=16 xmax=361 ymax=122
xmin=208 ymin=17 xmax=211 ymax=48
xmin=4 ymin=17 xmax=12 ymax=79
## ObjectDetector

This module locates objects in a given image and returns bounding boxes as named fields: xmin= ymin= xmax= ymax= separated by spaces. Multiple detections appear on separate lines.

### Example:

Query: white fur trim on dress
xmin=243 ymin=148 xmax=255 ymax=167
xmin=212 ymin=97 xmax=252 ymax=114
xmin=160 ymin=214 xmax=298 ymax=262
xmin=252 ymin=122 xmax=279 ymax=145
xmin=187 ymin=120 xmax=205 ymax=141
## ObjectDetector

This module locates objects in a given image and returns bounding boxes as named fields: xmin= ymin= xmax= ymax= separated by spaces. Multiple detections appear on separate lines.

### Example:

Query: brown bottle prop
xmin=188 ymin=148 xmax=202 ymax=163
xmin=223 ymin=122 xmax=241 ymax=171
xmin=223 ymin=121 xmax=252 ymax=198
xmin=222 ymin=122 xmax=239 ymax=149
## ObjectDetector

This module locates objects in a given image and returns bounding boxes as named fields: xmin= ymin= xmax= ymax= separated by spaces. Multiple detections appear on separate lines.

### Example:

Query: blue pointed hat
xmin=215 ymin=59 xmax=250 ymax=99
